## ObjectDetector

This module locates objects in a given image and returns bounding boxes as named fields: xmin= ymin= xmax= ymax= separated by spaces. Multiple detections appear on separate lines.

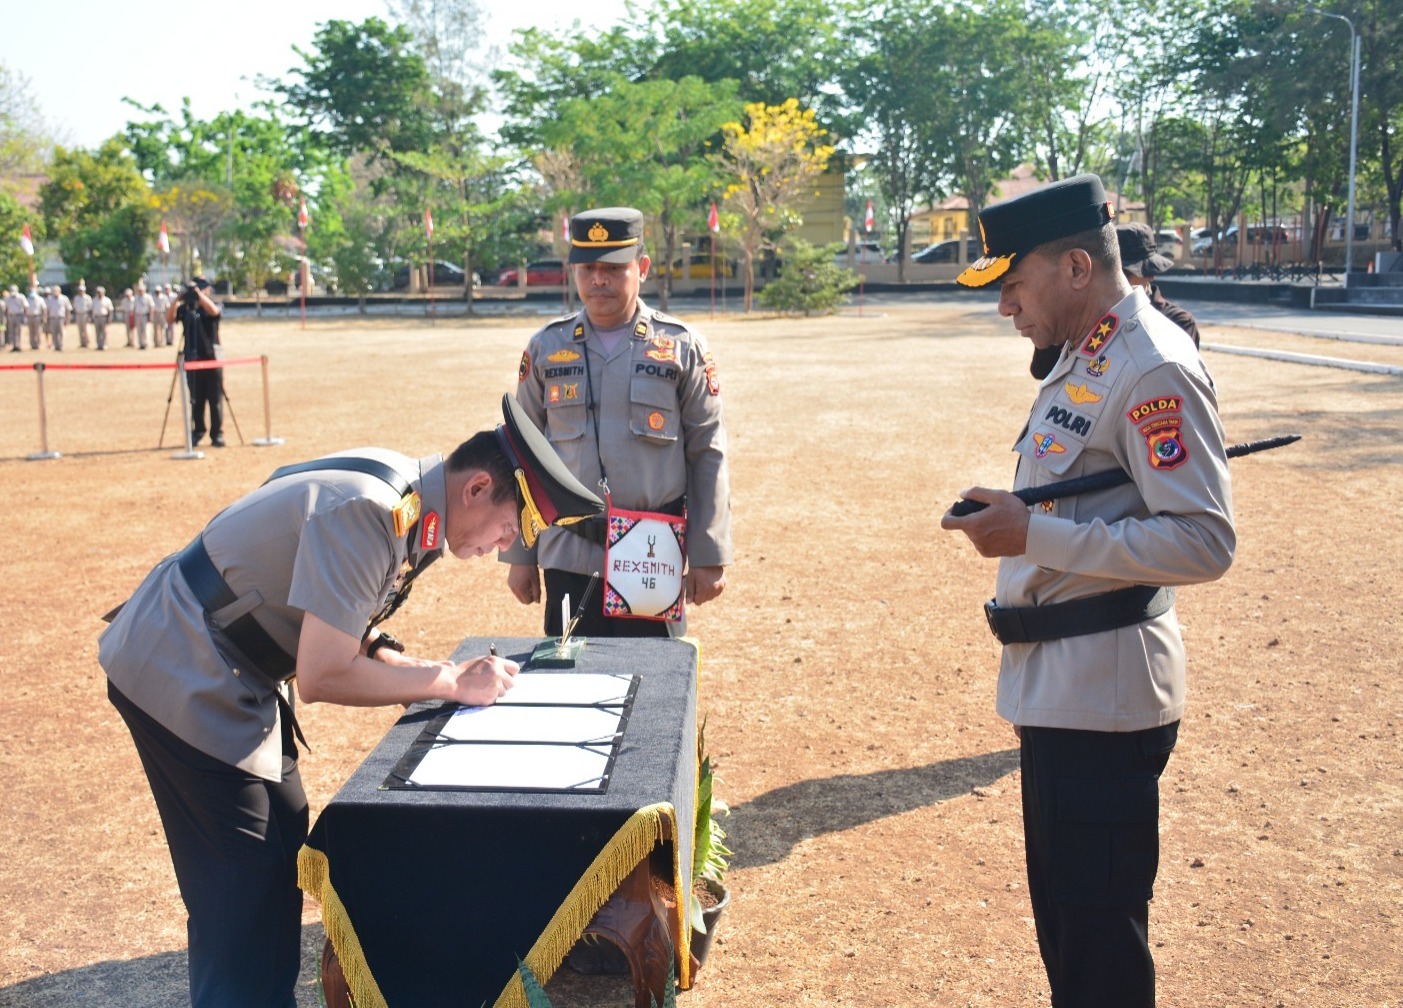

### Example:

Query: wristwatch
xmin=366 ymin=631 xmax=405 ymax=659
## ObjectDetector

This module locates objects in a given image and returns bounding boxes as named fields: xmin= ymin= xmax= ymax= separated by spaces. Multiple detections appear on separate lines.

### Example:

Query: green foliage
xmin=279 ymin=18 xmax=435 ymax=160
xmin=691 ymin=719 xmax=732 ymax=933
xmin=758 ymin=239 xmax=858 ymax=316
xmin=0 ymin=189 xmax=40 ymax=287
xmin=39 ymin=140 xmax=154 ymax=292
xmin=0 ymin=63 xmax=54 ymax=175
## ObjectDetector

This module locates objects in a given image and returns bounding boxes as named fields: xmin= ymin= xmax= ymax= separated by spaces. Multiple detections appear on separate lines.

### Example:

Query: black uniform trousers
xmin=543 ymin=568 xmax=671 ymax=639
xmin=1019 ymin=721 xmax=1179 ymax=1008
xmin=109 ymin=681 xmax=307 ymax=1008
xmin=187 ymin=368 xmax=224 ymax=443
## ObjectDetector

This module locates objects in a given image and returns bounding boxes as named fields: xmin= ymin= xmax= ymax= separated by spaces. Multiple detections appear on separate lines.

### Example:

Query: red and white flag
xmin=562 ymin=213 xmax=570 ymax=244
xmin=298 ymin=197 xmax=309 ymax=230
xmin=20 ymin=224 xmax=34 ymax=257
xmin=707 ymin=201 xmax=720 ymax=233
xmin=864 ymin=199 xmax=875 ymax=233
xmin=424 ymin=208 xmax=434 ymax=240
xmin=157 ymin=221 xmax=170 ymax=254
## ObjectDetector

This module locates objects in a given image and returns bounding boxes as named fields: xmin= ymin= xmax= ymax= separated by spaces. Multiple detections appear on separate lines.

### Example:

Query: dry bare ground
xmin=1 ymin=295 xmax=1399 ymax=1007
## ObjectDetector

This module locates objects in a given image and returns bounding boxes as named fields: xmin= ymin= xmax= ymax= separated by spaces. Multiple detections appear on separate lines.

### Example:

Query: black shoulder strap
xmin=263 ymin=457 xmax=413 ymax=498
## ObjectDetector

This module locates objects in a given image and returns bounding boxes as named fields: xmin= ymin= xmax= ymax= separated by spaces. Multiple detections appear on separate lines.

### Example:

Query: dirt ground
xmin=1 ymin=296 xmax=1399 ymax=1007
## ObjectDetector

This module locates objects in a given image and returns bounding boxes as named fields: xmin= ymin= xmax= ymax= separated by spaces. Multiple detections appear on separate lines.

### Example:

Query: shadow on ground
xmin=0 ymin=924 xmax=327 ymax=1008
xmin=726 ymin=749 xmax=1021 ymax=870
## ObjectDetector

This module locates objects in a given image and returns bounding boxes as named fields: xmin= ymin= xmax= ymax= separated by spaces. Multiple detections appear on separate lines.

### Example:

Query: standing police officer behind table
xmin=168 ymin=276 xmax=225 ymax=446
xmin=503 ymin=206 xmax=733 ymax=638
xmin=100 ymin=396 xmax=602 ymax=1008
xmin=940 ymin=174 xmax=1235 ymax=1008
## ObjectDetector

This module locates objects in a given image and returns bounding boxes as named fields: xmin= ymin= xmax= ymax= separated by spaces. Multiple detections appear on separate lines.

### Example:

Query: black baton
xmin=947 ymin=434 xmax=1301 ymax=517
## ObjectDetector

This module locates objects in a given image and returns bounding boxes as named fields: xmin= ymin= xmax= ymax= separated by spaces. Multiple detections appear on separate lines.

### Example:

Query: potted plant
xmin=690 ymin=720 xmax=732 ymax=966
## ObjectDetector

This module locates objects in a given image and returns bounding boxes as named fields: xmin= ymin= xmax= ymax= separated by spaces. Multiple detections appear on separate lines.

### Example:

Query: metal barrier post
xmin=252 ymin=354 xmax=285 ymax=446
xmin=172 ymin=356 xmax=204 ymax=460
xmin=26 ymin=362 xmax=61 ymax=460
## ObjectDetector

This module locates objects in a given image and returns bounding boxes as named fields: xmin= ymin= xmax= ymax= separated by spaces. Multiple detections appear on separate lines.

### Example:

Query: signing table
xmin=298 ymin=635 xmax=699 ymax=1008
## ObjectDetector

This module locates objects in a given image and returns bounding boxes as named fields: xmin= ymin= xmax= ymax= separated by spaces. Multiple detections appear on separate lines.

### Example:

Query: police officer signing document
xmin=504 ymin=207 xmax=732 ymax=638
xmin=941 ymin=175 xmax=1235 ymax=1008
xmin=100 ymin=397 xmax=601 ymax=1008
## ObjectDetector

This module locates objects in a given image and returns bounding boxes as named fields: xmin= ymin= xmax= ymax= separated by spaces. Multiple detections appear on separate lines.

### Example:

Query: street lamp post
xmin=1307 ymin=8 xmax=1361 ymax=282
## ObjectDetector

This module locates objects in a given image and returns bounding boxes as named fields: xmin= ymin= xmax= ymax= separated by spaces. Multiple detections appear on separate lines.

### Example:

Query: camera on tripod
xmin=181 ymin=282 xmax=201 ymax=306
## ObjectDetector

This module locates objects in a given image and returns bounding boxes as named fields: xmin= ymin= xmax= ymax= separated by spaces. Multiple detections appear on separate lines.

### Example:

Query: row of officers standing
xmin=4 ymin=280 xmax=178 ymax=352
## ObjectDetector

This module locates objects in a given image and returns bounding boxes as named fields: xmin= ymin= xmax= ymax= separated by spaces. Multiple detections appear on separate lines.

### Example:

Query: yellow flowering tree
xmin=717 ymin=98 xmax=834 ymax=311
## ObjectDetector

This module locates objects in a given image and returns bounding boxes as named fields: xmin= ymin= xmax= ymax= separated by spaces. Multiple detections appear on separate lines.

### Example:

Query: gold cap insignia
xmin=588 ymin=222 xmax=609 ymax=242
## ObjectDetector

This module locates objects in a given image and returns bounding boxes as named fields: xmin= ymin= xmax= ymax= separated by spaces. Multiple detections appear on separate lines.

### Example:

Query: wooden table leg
xmin=581 ymin=859 xmax=677 ymax=1008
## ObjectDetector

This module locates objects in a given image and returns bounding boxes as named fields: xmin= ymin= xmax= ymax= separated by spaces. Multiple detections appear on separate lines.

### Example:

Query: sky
xmin=0 ymin=0 xmax=638 ymax=151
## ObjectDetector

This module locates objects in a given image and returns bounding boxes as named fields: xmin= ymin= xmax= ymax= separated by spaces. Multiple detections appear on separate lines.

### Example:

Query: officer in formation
xmin=44 ymin=285 xmax=71 ymax=351
xmin=503 ymin=206 xmax=733 ymax=638
xmin=942 ymin=174 xmax=1235 ymax=1008
xmin=72 ymin=280 xmax=93 ymax=348
xmin=132 ymin=281 xmax=155 ymax=349
xmin=4 ymin=285 xmax=24 ymax=351
xmin=100 ymin=396 xmax=603 ymax=1008
xmin=92 ymin=285 xmax=113 ymax=350
xmin=120 ymin=287 xmax=134 ymax=346
xmin=1030 ymin=221 xmax=1201 ymax=379
xmin=152 ymin=284 xmax=171 ymax=345
xmin=24 ymin=286 xmax=45 ymax=349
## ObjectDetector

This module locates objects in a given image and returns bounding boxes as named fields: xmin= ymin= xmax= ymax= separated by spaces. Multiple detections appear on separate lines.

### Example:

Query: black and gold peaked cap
xmin=568 ymin=206 xmax=644 ymax=264
xmin=496 ymin=394 xmax=603 ymax=547
xmin=957 ymin=174 xmax=1116 ymax=288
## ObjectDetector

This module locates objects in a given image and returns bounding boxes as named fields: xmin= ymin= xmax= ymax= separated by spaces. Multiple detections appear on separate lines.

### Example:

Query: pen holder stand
xmin=529 ymin=636 xmax=587 ymax=668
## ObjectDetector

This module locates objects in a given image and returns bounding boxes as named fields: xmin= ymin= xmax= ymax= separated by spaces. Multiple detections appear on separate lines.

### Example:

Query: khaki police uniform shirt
xmin=995 ymin=288 xmax=1235 ymax=733
xmin=100 ymin=450 xmax=448 ymax=781
xmin=72 ymin=292 xmax=92 ymax=318
xmin=503 ymin=301 xmax=732 ymax=583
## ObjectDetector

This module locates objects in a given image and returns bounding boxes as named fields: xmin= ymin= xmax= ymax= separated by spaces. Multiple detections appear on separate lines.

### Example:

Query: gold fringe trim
xmin=493 ymin=802 xmax=683 ymax=1008
xmin=298 ymin=845 xmax=388 ymax=1008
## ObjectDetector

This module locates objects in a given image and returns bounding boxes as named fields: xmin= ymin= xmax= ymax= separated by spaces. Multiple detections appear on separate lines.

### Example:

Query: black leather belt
xmin=177 ymin=537 xmax=297 ymax=681
xmin=566 ymin=495 xmax=686 ymax=544
xmin=984 ymin=585 xmax=1175 ymax=645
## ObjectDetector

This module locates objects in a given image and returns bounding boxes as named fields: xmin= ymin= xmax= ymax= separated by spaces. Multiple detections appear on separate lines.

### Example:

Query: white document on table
xmin=438 ymin=703 xmax=624 ymax=744
xmin=405 ymin=740 xmax=612 ymax=790
xmin=494 ymin=672 xmax=634 ymax=707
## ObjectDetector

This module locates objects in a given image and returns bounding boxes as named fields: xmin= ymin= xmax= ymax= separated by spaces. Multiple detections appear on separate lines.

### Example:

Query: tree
xmin=841 ymin=0 xmax=953 ymax=277
xmin=39 ymin=140 xmax=154 ymax=292
xmin=388 ymin=0 xmax=493 ymax=139
xmin=0 ymin=63 xmax=55 ymax=178
xmin=0 ymin=189 xmax=41 ymax=287
xmin=757 ymin=238 xmax=857 ymax=315
xmin=541 ymin=76 xmax=743 ymax=309
xmin=276 ymin=18 xmax=435 ymax=161
xmin=716 ymin=99 xmax=835 ymax=311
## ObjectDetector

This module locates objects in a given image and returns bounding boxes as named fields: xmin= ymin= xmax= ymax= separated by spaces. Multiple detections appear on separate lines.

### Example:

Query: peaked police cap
xmin=568 ymin=207 xmax=644 ymax=264
xmin=957 ymin=174 xmax=1116 ymax=287
xmin=495 ymin=394 xmax=603 ymax=547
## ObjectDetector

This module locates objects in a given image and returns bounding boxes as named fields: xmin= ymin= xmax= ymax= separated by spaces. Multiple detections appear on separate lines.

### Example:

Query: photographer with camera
xmin=167 ymin=276 xmax=225 ymax=447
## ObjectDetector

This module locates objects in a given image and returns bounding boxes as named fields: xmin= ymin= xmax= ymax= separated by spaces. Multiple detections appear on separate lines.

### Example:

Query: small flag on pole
xmin=425 ymin=208 xmax=434 ymax=240
xmin=298 ymin=197 xmax=309 ymax=230
xmin=20 ymin=224 xmax=34 ymax=256
xmin=157 ymin=221 xmax=170 ymax=254
xmin=562 ymin=213 xmax=570 ymax=244
xmin=864 ymin=199 xmax=875 ymax=233
xmin=707 ymin=201 xmax=720 ymax=233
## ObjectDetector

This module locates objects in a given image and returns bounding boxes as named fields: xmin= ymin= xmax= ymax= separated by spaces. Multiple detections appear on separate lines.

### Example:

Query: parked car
xmin=495 ymin=259 xmax=566 ymax=286
xmin=391 ymin=260 xmax=475 ymax=289
xmin=911 ymin=236 xmax=982 ymax=264
xmin=666 ymin=256 xmax=734 ymax=279
xmin=1192 ymin=224 xmax=1293 ymax=256
xmin=834 ymin=240 xmax=888 ymax=265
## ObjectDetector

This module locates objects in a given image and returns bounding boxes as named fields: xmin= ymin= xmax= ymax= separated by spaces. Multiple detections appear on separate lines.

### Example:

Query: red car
xmin=496 ymin=259 xmax=566 ymax=286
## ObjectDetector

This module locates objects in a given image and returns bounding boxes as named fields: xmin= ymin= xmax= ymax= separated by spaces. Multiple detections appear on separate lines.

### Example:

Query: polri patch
xmin=393 ymin=491 xmax=422 ymax=538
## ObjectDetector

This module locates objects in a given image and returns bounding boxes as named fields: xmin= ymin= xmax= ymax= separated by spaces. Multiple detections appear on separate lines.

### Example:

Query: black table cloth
xmin=298 ymin=635 xmax=699 ymax=1008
